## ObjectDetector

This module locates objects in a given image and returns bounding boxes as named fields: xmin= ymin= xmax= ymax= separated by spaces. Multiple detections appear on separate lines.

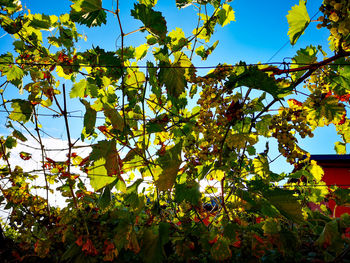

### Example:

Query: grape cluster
xmin=183 ymin=70 xmax=239 ymax=176
xmin=318 ymin=0 xmax=350 ymax=49
xmin=270 ymin=109 xmax=313 ymax=165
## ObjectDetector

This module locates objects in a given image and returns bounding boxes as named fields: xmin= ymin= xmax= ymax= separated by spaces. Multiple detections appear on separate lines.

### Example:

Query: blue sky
xmin=0 ymin=0 xmax=343 ymax=174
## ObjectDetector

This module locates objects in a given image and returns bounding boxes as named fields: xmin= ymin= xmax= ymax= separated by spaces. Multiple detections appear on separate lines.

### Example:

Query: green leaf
xmin=104 ymin=104 xmax=124 ymax=131
xmin=334 ymin=141 xmax=346 ymax=154
xmin=197 ymin=163 xmax=213 ymax=180
xmin=168 ymin=27 xmax=188 ymax=52
xmin=210 ymin=237 xmax=232 ymax=261
xmin=175 ymin=0 xmax=192 ymax=8
xmin=305 ymin=96 xmax=346 ymax=128
xmin=131 ymin=3 xmax=167 ymax=39
xmin=139 ymin=0 xmax=158 ymax=7
xmin=12 ymin=129 xmax=27 ymax=142
xmin=175 ymin=182 xmax=201 ymax=206
xmin=98 ymin=184 xmax=112 ymax=209
xmin=61 ymin=244 xmax=82 ymax=261
xmin=125 ymin=67 xmax=146 ymax=88
xmin=255 ymin=115 xmax=272 ymax=136
xmin=9 ymin=99 xmax=32 ymax=123
xmin=334 ymin=188 xmax=350 ymax=206
xmin=155 ymin=143 xmax=182 ymax=191
xmin=141 ymin=228 xmax=163 ymax=263
xmin=316 ymin=220 xmax=339 ymax=247
xmin=226 ymin=64 xmax=292 ymax=99
xmin=135 ymin=43 xmax=149 ymax=61
xmin=159 ymin=62 xmax=186 ymax=98
xmin=84 ymin=47 xmax=123 ymax=80
xmin=70 ymin=0 xmax=107 ymax=27
xmin=88 ymin=158 xmax=115 ymax=190
xmin=126 ymin=178 xmax=143 ymax=194
xmin=0 ymin=16 xmax=23 ymax=34
xmin=262 ymin=218 xmax=281 ymax=235
xmin=88 ymin=140 xmax=121 ymax=190
xmin=264 ymin=188 xmax=304 ymax=223
xmin=290 ymin=45 xmax=317 ymax=80
xmin=0 ymin=53 xmax=24 ymax=81
xmin=80 ymin=99 xmax=96 ymax=138
xmin=195 ymin=40 xmax=219 ymax=61
xmin=4 ymin=136 xmax=17 ymax=149
xmin=29 ymin=14 xmax=52 ymax=29
xmin=217 ymin=3 xmax=235 ymax=27
xmin=253 ymin=155 xmax=270 ymax=178
xmin=116 ymin=179 xmax=127 ymax=193
xmin=70 ymin=79 xmax=97 ymax=98
xmin=286 ymin=0 xmax=310 ymax=45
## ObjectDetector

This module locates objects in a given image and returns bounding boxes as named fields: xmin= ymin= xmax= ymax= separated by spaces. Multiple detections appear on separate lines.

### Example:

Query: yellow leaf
xmin=226 ymin=133 xmax=257 ymax=149
xmin=253 ymin=155 xmax=269 ymax=178
xmin=308 ymin=160 xmax=324 ymax=182
xmin=207 ymin=169 xmax=225 ymax=181
xmin=135 ymin=44 xmax=149 ymax=61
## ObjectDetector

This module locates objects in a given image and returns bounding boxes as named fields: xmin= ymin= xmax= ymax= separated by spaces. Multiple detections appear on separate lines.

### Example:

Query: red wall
xmin=317 ymin=160 xmax=350 ymax=217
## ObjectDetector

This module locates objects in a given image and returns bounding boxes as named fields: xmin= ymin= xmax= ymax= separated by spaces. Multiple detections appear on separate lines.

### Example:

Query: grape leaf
xmin=0 ymin=53 xmax=24 ymax=81
xmin=168 ymin=27 xmax=188 ymax=52
xmin=135 ymin=43 xmax=149 ymax=61
xmin=88 ymin=158 xmax=115 ymax=190
xmin=175 ymin=182 xmax=201 ymax=206
xmin=141 ymin=228 xmax=163 ymax=263
xmin=262 ymin=218 xmax=280 ymax=235
xmin=88 ymin=140 xmax=122 ymax=190
xmin=264 ymin=188 xmax=304 ymax=223
xmin=253 ymin=155 xmax=270 ymax=178
xmin=104 ymin=104 xmax=124 ymax=131
xmin=70 ymin=79 xmax=97 ymax=98
xmin=80 ymin=99 xmax=96 ymax=139
xmin=195 ymin=40 xmax=219 ymax=61
xmin=70 ymin=0 xmax=107 ymax=27
xmin=139 ymin=0 xmax=158 ymax=7
xmin=316 ymin=220 xmax=339 ymax=247
xmin=98 ymin=183 xmax=113 ymax=209
xmin=290 ymin=45 xmax=317 ymax=81
xmin=226 ymin=133 xmax=257 ymax=149
xmin=9 ymin=99 xmax=32 ymax=123
xmin=29 ymin=14 xmax=52 ymax=29
xmin=334 ymin=141 xmax=346 ymax=154
xmin=336 ymin=119 xmax=350 ymax=143
xmin=286 ymin=0 xmax=310 ymax=45
xmin=125 ymin=67 xmax=146 ymax=88
xmin=83 ymin=47 xmax=123 ymax=80
xmin=159 ymin=61 xmax=186 ymax=98
xmin=210 ymin=237 xmax=232 ymax=261
xmin=4 ymin=136 xmax=17 ymax=149
xmin=305 ymin=95 xmax=346 ymax=128
xmin=217 ymin=3 xmax=235 ymax=27
xmin=175 ymin=0 xmax=192 ymax=8
xmin=308 ymin=160 xmax=324 ymax=182
xmin=131 ymin=3 xmax=167 ymax=39
xmin=155 ymin=143 xmax=182 ymax=191
xmin=12 ymin=129 xmax=27 ymax=142
xmin=226 ymin=64 xmax=292 ymax=99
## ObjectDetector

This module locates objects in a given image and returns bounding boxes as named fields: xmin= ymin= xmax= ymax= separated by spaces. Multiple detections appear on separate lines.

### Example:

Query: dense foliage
xmin=1 ymin=0 xmax=350 ymax=262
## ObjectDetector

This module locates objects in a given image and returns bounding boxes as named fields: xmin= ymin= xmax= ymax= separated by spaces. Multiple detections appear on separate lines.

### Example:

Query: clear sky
xmin=0 ymin=0 xmax=343 ymax=175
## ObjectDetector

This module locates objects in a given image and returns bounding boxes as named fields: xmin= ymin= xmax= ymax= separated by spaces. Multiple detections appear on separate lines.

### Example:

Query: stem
xmin=61 ymin=84 xmax=79 ymax=209
xmin=115 ymin=0 xmax=128 ymax=143
xmin=261 ymin=51 xmax=350 ymax=76
xmin=124 ymin=27 xmax=146 ymax=37
xmin=32 ymin=106 xmax=50 ymax=217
